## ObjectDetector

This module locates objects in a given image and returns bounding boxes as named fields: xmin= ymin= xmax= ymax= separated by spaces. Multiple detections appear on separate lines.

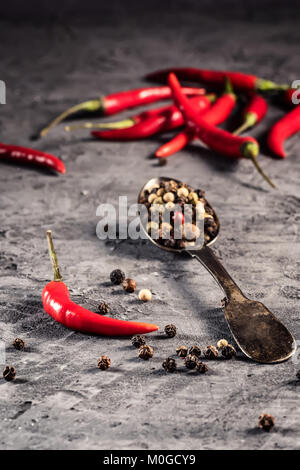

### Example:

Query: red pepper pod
xmin=267 ymin=105 xmax=300 ymax=158
xmin=146 ymin=67 xmax=287 ymax=93
xmin=42 ymin=281 xmax=158 ymax=336
xmin=103 ymin=86 xmax=206 ymax=115
xmin=39 ymin=86 xmax=205 ymax=138
xmin=42 ymin=231 xmax=159 ymax=337
xmin=168 ymin=73 xmax=258 ymax=159
xmin=91 ymin=95 xmax=213 ymax=141
xmin=156 ymin=91 xmax=236 ymax=158
xmin=167 ymin=73 xmax=275 ymax=188
xmin=0 ymin=142 xmax=66 ymax=173
xmin=233 ymin=94 xmax=268 ymax=135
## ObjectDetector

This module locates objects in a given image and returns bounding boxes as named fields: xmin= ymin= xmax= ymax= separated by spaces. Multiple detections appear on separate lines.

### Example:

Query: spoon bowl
xmin=138 ymin=176 xmax=220 ymax=252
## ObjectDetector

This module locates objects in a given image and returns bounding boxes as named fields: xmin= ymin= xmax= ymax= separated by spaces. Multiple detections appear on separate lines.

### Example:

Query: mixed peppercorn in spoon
xmin=139 ymin=178 xmax=219 ymax=250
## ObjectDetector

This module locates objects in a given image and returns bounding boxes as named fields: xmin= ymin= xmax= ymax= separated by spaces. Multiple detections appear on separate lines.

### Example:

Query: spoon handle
xmin=188 ymin=246 xmax=245 ymax=302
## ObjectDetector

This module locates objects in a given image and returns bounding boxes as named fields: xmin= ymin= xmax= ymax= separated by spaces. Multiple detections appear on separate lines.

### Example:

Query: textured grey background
xmin=0 ymin=1 xmax=300 ymax=450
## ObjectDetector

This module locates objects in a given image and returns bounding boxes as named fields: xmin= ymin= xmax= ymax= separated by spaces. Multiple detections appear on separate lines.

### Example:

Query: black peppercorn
xmin=13 ymin=338 xmax=25 ymax=350
xmin=258 ymin=413 xmax=275 ymax=432
xmin=158 ymin=158 xmax=168 ymax=166
xmin=176 ymin=345 xmax=188 ymax=358
xmin=3 ymin=366 xmax=16 ymax=382
xmin=122 ymin=278 xmax=136 ymax=293
xmin=131 ymin=335 xmax=146 ymax=348
xmin=98 ymin=302 xmax=110 ymax=315
xmin=97 ymin=355 xmax=111 ymax=370
xmin=164 ymin=324 xmax=177 ymax=338
xmin=184 ymin=354 xmax=198 ymax=370
xmin=189 ymin=345 xmax=201 ymax=358
xmin=204 ymin=345 xmax=219 ymax=359
xmin=197 ymin=362 xmax=209 ymax=374
xmin=162 ymin=357 xmax=177 ymax=373
xmin=222 ymin=344 xmax=237 ymax=359
xmin=138 ymin=345 xmax=154 ymax=360
xmin=110 ymin=269 xmax=125 ymax=285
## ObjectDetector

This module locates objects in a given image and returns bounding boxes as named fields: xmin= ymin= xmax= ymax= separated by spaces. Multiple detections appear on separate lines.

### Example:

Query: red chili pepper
xmin=146 ymin=67 xmax=288 ymax=93
xmin=233 ymin=94 xmax=268 ymax=135
xmin=156 ymin=81 xmax=236 ymax=158
xmin=168 ymin=73 xmax=275 ymax=188
xmin=39 ymin=86 xmax=205 ymax=138
xmin=267 ymin=106 xmax=300 ymax=158
xmin=91 ymin=95 xmax=214 ymax=141
xmin=0 ymin=142 xmax=65 ymax=174
xmin=42 ymin=231 xmax=158 ymax=336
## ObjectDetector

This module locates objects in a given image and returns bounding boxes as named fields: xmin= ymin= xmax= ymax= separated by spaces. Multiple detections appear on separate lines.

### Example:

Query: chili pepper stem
xmin=46 ymin=230 xmax=63 ymax=281
xmin=256 ymin=79 xmax=289 ymax=92
xmin=40 ymin=98 xmax=105 ymax=138
xmin=233 ymin=112 xmax=257 ymax=136
xmin=65 ymin=118 xmax=135 ymax=132
xmin=243 ymin=142 xmax=276 ymax=189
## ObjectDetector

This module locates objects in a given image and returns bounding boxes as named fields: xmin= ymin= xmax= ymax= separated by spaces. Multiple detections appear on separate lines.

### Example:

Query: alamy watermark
xmin=0 ymin=80 xmax=6 ymax=104
xmin=0 ymin=341 xmax=5 ymax=366
xmin=291 ymin=80 xmax=300 ymax=105
xmin=95 ymin=196 xmax=205 ymax=250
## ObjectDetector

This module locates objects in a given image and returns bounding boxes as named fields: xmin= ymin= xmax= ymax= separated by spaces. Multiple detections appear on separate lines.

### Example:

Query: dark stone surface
xmin=0 ymin=4 xmax=299 ymax=449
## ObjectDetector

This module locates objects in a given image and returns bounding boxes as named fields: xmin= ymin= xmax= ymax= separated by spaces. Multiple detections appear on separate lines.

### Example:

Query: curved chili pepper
xmin=0 ymin=142 xmax=65 ymax=174
xmin=91 ymin=95 xmax=214 ymax=141
xmin=267 ymin=106 xmax=300 ymax=158
xmin=146 ymin=67 xmax=288 ymax=93
xmin=39 ymin=86 xmax=205 ymax=138
xmin=233 ymin=94 xmax=268 ymax=135
xmin=42 ymin=231 xmax=158 ymax=336
xmin=156 ymin=81 xmax=236 ymax=158
xmin=168 ymin=73 xmax=275 ymax=188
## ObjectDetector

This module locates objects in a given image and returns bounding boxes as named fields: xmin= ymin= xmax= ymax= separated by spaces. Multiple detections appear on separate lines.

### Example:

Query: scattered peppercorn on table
xmin=0 ymin=5 xmax=299 ymax=451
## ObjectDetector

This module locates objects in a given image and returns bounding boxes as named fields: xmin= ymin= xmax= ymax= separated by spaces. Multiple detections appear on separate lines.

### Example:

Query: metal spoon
xmin=138 ymin=177 xmax=296 ymax=363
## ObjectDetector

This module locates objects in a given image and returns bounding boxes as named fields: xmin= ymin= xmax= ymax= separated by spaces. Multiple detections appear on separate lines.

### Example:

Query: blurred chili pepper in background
xmin=146 ymin=67 xmax=288 ymax=93
xmin=39 ymin=86 xmax=205 ymax=138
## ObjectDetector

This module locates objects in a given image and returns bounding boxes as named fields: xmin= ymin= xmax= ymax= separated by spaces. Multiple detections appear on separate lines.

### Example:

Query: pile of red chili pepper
xmin=52 ymin=67 xmax=297 ymax=188
xmin=2 ymin=68 xmax=299 ymax=183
